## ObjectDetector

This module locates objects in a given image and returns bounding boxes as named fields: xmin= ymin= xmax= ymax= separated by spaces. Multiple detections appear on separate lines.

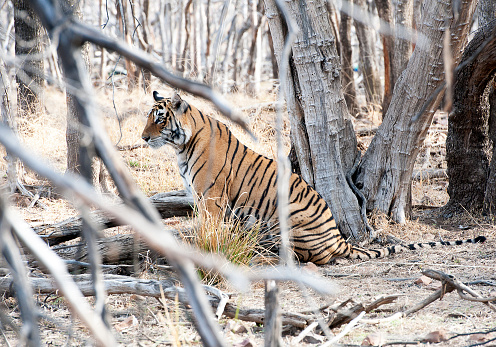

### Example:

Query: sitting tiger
xmin=141 ymin=92 xmax=486 ymax=265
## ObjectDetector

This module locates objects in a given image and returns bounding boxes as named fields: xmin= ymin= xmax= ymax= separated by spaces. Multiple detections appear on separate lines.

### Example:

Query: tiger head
xmin=141 ymin=92 xmax=193 ymax=149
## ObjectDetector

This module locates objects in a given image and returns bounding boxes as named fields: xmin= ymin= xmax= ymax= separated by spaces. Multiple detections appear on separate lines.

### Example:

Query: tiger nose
xmin=142 ymin=135 xmax=150 ymax=142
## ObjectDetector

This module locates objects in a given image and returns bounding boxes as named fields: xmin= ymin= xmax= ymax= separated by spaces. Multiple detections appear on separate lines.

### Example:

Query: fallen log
xmin=51 ymin=234 xmax=159 ymax=266
xmin=0 ymin=274 xmax=313 ymax=328
xmin=36 ymin=190 xmax=195 ymax=246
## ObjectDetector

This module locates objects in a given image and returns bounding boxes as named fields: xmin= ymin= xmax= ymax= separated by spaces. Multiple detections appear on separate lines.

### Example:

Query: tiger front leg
xmin=195 ymin=193 xmax=229 ymax=222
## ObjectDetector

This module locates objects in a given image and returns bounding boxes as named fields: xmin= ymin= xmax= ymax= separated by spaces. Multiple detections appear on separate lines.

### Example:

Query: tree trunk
xmin=180 ymin=0 xmax=193 ymax=74
xmin=374 ymin=0 xmax=394 ymax=115
xmin=356 ymin=0 xmax=478 ymax=224
xmin=444 ymin=20 xmax=496 ymax=215
xmin=392 ymin=0 xmax=413 ymax=86
xmin=14 ymin=0 xmax=45 ymax=114
xmin=65 ymin=1 xmax=91 ymax=174
xmin=232 ymin=17 xmax=251 ymax=91
xmin=116 ymin=0 xmax=139 ymax=89
xmin=0 ymin=61 xmax=17 ymax=193
xmin=247 ymin=0 xmax=263 ymax=95
xmin=339 ymin=11 xmax=359 ymax=116
xmin=175 ymin=0 xmax=184 ymax=72
xmin=264 ymin=0 xmax=366 ymax=239
xmin=354 ymin=0 xmax=382 ymax=109
xmin=267 ymin=30 xmax=279 ymax=79
xmin=141 ymin=0 xmax=152 ymax=91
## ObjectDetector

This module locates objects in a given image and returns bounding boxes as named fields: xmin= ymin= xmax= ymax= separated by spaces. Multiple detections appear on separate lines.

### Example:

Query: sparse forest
xmin=0 ymin=0 xmax=495 ymax=346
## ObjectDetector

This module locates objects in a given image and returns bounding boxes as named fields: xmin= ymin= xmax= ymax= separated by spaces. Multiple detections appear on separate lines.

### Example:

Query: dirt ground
xmin=1 ymin=83 xmax=495 ymax=346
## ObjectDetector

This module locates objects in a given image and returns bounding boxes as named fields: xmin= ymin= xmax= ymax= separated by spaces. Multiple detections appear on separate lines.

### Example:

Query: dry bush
xmin=179 ymin=201 xmax=268 ymax=286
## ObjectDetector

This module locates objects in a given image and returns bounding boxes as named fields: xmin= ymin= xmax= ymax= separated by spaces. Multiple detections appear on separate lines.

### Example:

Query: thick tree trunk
xmin=14 ymin=0 xmax=45 ymax=114
xmin=356 ymin=0 xmax=478 ymax=223
xmin=445 ymin=21 xmax=496 ymax=215
xmin=264 ymin=0 xmax=366 ymax=239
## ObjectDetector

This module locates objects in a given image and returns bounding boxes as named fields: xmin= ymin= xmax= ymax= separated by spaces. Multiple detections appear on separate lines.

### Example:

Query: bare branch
xmin=1 ymin=199 xmax=116 ymax=346
xmin=0 ymin=198 xmax=40 ymax=346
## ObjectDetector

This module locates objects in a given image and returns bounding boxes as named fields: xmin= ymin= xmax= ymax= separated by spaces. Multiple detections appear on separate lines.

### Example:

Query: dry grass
xmin=180 ymin=204 xmax=265 ymax=286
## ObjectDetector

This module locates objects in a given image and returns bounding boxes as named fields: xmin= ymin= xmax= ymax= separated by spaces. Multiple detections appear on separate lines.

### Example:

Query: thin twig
xmin=322 ymin=311 xmax=365 ymax=346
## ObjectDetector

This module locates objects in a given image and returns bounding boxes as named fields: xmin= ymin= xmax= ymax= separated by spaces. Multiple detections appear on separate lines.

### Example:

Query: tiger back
xmin=141 ymin=92 xmax=486 ymax=265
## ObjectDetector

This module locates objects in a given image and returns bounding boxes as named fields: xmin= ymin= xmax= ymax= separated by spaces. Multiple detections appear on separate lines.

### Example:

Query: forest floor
xmin=0 ymin=82 xmax=495 ymax=346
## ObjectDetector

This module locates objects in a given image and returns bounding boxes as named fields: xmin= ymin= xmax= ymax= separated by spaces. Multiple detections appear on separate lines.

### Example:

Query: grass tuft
xmin=180 ymin=202 xmax=267 ymax=285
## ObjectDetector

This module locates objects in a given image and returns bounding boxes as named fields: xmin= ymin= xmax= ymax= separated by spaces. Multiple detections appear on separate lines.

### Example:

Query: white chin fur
xmin=147 ymin=138 xmax=167 ymax=149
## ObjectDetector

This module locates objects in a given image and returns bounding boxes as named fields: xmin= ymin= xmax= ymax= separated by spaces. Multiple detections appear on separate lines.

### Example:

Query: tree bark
xmin=264 ymin=0 xmax=366 ymax=239
xmin=478 ymin=0 xmax=496 ymax=28
xmin=14 ymin=0 xmax=45 ymax=114
xmin=444 ymin=20 xmax=496 ymax=215
xmin=484 ymin=80 xmax=496 ymax=213
xmin=264 ymin=280 xmax=281 ymax=347
xmin=356 ymin=0 xmax=478 ymax=223
xmin=374 ymin=0 xmax=394 ymax=115
xmin=65 ymin=0 xmax=91 ymax=175
xmin=392 ymin=0 xmax=413 ymax=85
xmin=0 ymin=61 xmax=18 ymax=194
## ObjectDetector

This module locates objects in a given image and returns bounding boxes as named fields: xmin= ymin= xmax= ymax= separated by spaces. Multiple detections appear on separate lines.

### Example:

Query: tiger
xmin=141 ymin=91 xmax=486 ymax=265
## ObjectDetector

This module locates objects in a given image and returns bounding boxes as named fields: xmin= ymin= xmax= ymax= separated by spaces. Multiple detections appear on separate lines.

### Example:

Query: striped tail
xmin=347 ymin=236 xmax=486 ymax=260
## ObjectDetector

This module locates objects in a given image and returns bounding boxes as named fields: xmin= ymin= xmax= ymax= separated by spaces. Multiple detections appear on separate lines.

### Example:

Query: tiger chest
xmin=176 ymin=151 xmax=194 ymax=195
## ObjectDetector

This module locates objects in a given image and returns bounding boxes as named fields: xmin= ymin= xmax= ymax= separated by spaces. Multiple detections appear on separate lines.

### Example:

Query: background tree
xmin=14 ymin=0 xmax=45 ymax=114
xmin=339 ymin=10 xmax=359 ymax=116
xmin=354 ymin=0 xmax=382 ymax=109
xmin=65 ymin=0 xmax=89 ymax=175
xmin=374 ymin=0 xmax=414 ymax=115
xmin=445 ymin=19 xmax=496 ymax=215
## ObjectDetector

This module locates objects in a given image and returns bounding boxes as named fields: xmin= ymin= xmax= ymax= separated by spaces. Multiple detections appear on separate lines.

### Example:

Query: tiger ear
xmin=171 ymin=93 xmax=182 ymax=110
xmin=153 ymin=91 xmax=164 ymax=102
